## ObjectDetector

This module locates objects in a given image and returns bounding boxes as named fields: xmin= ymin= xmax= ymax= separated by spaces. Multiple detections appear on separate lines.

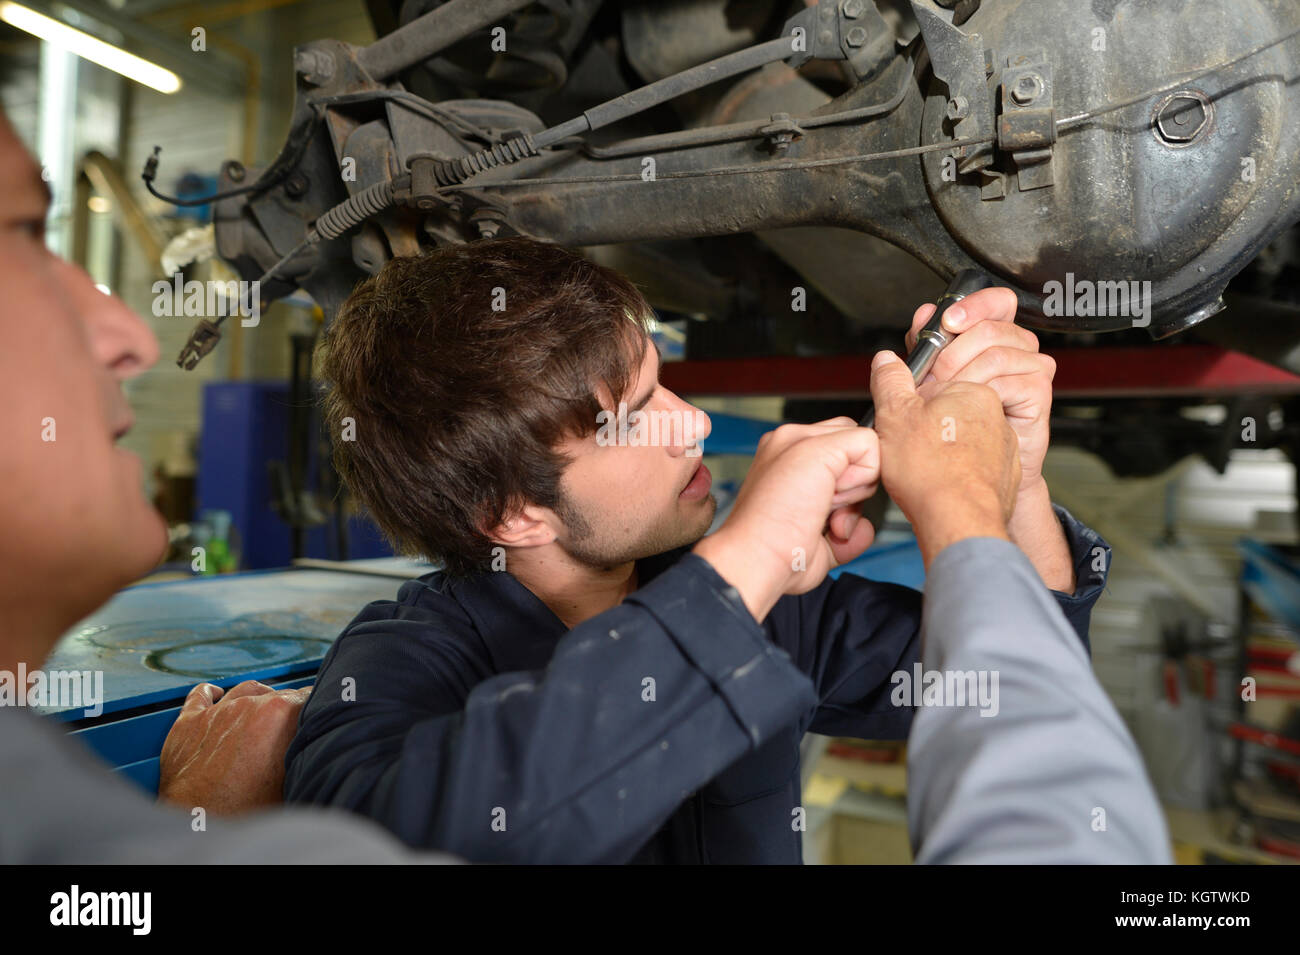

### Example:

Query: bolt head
xmin=1156 ymin=94 xmax=1209 ymax=144
xmin=1010 ymin=73 xmax=1043 ymax=106
xmin=842 ymin=0 xmax=866 ymax=17
xmin=294 ymin=48 xmax=333 ymax=85
xmin=846 ymin=26 xmax=868 ymax=47
xmin=946 ymin=96 xmax=970 ymax=121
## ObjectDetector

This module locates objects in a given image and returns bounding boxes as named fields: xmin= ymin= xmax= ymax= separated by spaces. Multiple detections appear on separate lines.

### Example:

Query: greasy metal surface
xmin=921 ymin=0 xmax=1300 ymax=334
xmin=910 ymin=0 xmax=995 ymax=174
xmin=204 ymin=0 xmax=1300 ymax=339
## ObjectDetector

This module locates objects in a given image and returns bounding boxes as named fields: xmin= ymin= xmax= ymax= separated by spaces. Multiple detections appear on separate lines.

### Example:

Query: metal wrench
xmin=859 ymin=268 xmax=997 ymax=428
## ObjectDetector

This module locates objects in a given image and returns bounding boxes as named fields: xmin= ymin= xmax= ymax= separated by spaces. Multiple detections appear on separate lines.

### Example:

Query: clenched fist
xmin=693 ymin=418 xmax=880 ymax=622
xmin=906 ymin=285 xmax=1055 ymax=489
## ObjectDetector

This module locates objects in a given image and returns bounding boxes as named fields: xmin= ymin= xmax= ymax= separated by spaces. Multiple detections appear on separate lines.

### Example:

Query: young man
xmin=0 ymin=101 xmax=1165 ymax=865
xmin=280 ymin=238 xmax=1116 ymax=863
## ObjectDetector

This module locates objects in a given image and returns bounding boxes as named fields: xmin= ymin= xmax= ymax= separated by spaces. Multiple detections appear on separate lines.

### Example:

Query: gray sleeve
xmin=907 ymin=536 xmax=1172 ymax=864
xmin=0 ymin=711 xmax=458 ymax=864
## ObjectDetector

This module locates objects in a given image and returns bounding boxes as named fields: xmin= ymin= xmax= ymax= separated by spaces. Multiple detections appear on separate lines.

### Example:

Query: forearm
xmin=911 ymin=491 xmax=1009 ymax=570
xmin=1007 ymin=476 xmax=1075 ymax=592
xmin=909 ymin=537 xmax=1171 ymax=864
xmin=692 ymin=531 xmax=788 ymax=622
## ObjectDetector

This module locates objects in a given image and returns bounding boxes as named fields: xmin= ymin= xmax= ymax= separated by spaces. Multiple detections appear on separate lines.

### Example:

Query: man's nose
xmin=62 ymin=258 xmax=161 ymax=379
xmin=663 ymin=391 xmax=712 ymax=457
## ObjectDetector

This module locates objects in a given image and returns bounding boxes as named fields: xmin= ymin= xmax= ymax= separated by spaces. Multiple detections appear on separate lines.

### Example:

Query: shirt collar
xmin=447 ymin=544 xmax=692 ymax=673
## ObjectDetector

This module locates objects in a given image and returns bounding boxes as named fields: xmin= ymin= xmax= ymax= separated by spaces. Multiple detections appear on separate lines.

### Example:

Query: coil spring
xmin=430 ymin=134 xmax=540 ymax=186
xmin=315 ymin=180 xmax=397 ymax=240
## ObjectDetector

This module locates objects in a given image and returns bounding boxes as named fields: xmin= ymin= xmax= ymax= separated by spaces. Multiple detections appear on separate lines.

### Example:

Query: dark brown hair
xmin=320 ymin=237 xmax=652 ymax=576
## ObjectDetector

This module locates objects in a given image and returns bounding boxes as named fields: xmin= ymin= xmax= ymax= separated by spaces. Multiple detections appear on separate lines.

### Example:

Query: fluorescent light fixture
xmin=0 ymin=2 xmax=182 ymax=94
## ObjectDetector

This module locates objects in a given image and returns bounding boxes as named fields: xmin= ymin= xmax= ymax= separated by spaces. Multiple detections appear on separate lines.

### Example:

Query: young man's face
xmin=550 ymin=337 xmax=716 ymax=569
xmin=0 ymin=112 xmax=166 ymax=645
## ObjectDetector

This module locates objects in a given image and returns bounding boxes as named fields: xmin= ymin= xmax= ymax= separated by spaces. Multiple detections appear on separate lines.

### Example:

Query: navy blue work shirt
xmin=284 ymin=503 xmax=1109 ymax=863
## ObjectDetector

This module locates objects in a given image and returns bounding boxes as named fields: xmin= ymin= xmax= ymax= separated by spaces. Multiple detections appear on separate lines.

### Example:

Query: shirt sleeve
xmin=0 ymin=711 xmax=452 ymax=864
xmin=284 ymin=553 xmax=817 ymax=864
xmin=1048 ymin=501 xmax=1112 ymax=653
xmin=907 ymin=535 xmax=1171 ymax=864
xmin=771 ymin=501 xmax=1111 ymax=740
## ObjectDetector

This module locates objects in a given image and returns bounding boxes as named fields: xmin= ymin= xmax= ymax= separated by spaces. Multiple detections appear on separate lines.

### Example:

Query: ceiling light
xmin=0 ymin=2 xmax=181 ymax=94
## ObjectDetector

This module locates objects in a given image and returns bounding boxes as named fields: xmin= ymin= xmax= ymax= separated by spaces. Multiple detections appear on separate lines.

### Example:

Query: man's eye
xmin=12 ymin=218 xmax=45 ymax=242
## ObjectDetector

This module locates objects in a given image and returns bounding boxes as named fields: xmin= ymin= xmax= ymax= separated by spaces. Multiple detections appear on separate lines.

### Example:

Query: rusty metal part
xmin=997 ymin=52 xmax=1056 ymax=191
xmin=909 ymin=0 xmax=995 ymax=175
xmin=921 ymin=0 xmax=1300 ymax=336
xmin=197 ymin=0 xmax=1300 ymax=349
xmin=357 ymin=0 xmax=539 ymax=81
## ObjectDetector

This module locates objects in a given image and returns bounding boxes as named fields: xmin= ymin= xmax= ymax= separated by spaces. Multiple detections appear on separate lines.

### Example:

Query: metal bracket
xmin=839 ymin=0 xmax=899 ymax=82
xmin=782 ymin=0 xmax=893 ymax=80
xmin=909 ymin=0 xmax=996 ymax=175
xmin=934 ymin=0 xmax=982 ymax=27
xmin=998 ymin=52 xmax=1057 ymax=191
xmin=783 ymin=3 xmax=845 ymax=69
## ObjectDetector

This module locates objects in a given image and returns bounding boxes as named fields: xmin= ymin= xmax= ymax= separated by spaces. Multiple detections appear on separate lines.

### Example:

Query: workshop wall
xmin=117 ymin=1 xmax=378 ymax=498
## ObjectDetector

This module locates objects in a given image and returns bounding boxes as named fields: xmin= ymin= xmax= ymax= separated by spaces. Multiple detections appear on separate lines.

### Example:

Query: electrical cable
xmin=143 ymin=104 xmax=325 ymax=207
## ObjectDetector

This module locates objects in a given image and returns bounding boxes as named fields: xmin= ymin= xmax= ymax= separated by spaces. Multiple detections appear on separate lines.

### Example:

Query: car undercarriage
xmin=146 ymin=0 xmax=1300 ymax=477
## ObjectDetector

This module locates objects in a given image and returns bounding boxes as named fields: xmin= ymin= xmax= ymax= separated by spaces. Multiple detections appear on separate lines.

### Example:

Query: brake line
xmin=442 ymin=22 xmax=1300 ymax=193
xmin=175 ymin=21 xmax=1300 ymax=369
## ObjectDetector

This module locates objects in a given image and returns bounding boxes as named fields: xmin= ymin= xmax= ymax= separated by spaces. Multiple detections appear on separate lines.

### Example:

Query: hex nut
xmin=1155 ymin=93 xmax=1209 ymax=144
xmin=1010 ymin=73 xmax=1043 ymax=106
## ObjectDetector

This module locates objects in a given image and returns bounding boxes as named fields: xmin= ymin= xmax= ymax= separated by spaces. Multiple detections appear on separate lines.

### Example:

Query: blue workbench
xmin=42 ymin=564 xmax=429 ymax=793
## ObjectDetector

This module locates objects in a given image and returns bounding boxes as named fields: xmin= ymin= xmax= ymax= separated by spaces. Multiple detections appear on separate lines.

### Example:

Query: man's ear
xmin=485 ymin=503 xmax=560 ymax=549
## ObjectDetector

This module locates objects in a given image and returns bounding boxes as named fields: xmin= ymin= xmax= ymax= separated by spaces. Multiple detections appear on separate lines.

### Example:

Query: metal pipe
xmin=76 ymin=149 xmax=167 ymax=267
xmin=573 ymin=37 xmax=795 ymax=142
xmin=356 ymin=0 xmax=536 ymax=82
xmin=429 ymin=36 xmax=799 ymax=185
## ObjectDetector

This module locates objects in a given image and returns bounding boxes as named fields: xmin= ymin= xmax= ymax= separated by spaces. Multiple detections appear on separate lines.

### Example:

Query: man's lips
xmin=680 ymin=461 xmax=712 ymax=501
xmin=110 ymin=393 xmax=134 ymax=441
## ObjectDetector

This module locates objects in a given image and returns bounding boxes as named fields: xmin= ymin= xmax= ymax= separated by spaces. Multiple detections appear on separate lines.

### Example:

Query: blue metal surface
xmin=198 ymin=381 xmax=392 ymax=569
xmin=831 ymin=536 xmax=925 ymax=592
xmin=1239 ymin=538 xmax=1300 ymax=630
xmin=700 ymin=411 xmax=777 ymax=456
xmin=43 ymin=566 xmax=422 ymax=794
xmin=41 ymin=568 xmax=417 ymax=720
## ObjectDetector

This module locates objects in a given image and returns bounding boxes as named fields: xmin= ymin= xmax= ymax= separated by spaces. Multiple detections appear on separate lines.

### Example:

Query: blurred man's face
xmin=0 ymin=112 xmax=165 ymax=652
xmin=551 ymin=336 xmax=716 ymax=569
